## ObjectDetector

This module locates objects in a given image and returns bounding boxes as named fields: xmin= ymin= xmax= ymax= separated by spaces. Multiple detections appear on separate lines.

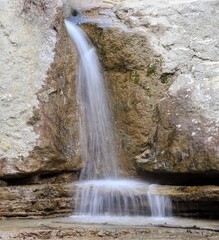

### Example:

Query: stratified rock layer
xmin=0 ymin=183 xmax=218 ymax=219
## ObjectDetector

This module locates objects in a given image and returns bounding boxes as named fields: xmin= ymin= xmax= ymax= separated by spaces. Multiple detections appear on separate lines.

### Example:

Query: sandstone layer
xmin=0 ymin=182 xmax=218 ymax=219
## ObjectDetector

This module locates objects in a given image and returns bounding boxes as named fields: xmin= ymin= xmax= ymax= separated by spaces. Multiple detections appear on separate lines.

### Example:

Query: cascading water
xmin=65 ymin=20 xmax=118 ymax=180
xmin=65 ymin=19 xmax=172 ymax=219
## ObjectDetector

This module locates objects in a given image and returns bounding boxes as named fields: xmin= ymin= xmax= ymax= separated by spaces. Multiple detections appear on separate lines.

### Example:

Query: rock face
xmin=1 ymin=0 xmax=218 ymax=181
xmin=132 ymin=0 xmax=219 ymax=175
xmin=0 ymin=0 xmax=80 ymax=179
xmin=69 ymin=0 xmax=219 ymax=178
xmin=0 ymin=182 xmax=218 ymax=219
xmin=0 ymin=0 xmax=219 ymax=219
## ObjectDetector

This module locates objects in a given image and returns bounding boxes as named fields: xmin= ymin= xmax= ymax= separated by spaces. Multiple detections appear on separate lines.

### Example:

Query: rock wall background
xmin=0 ymin=0 xmax=80 ymax=181
xmin=0 ymin=0 xmax=218 ymax=219
xmin=0 ymin=0 xmax=218 ymax=183
xmin=131 ymin=0 xmax=219 ymax=175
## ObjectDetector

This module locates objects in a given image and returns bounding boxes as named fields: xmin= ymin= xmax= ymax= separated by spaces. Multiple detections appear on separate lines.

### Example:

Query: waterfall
xmin=65 ymin=20 xmax=118 ymax=180
xmin=65 ymin=19 xmax=172 ymax=219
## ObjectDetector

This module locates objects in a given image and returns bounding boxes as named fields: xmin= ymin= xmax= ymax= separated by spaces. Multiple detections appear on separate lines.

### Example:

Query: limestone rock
xmin=0 ymin=218 xmax=218 ymax=240
xmin=0 ymin=182 xmax=76 ymax=218
xmin=1 ymin=0 xmax=219 ymax=179
xmin=129 ymin=0 xmax=219 ymax=174
xmin=0 ymin=0 xmax=80 ymax=178
xmin=69 ymin=0 xmax=219 ymax=176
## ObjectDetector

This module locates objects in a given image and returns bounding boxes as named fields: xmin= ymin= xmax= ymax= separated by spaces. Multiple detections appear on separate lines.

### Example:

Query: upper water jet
xmin=65 ymin=19 xmax=118 ymax=180
xmin=65 ymin=19 xmax=172 ymax=219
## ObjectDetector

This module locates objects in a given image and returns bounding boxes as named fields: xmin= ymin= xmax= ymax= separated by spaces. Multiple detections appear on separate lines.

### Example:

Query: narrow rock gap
xmin=137 ymin=171 xmax=219 ymax=186
xmin=0 ymin=171 xmax=79 ymax=186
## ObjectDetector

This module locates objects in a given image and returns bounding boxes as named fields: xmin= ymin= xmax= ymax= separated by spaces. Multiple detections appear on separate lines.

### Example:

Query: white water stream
xmin=65 ymin=19 xmax=117 ymax=180
xmin=65 ymin=19 xmax=172 ymax=219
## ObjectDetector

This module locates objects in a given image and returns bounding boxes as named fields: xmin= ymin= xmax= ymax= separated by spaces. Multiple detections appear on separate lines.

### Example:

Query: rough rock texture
xmin=1 ymin=0 xmax=218 ymax=180
xmin=83 ymin=25 xmax=172 ymax=175
xmin=0 ymin=182 xmax=75 ymax=218
xmin=0 ymin=0 xmax=80 ymax=179
xmin=1 ymin=0 xmax=219 ymax=221
xmin=132 ymin=0 xmax=219 ymax=175
xmin=0 ymin=218 xmax=219 ymax=240
xmin=72 ymin=7 xmax=174 ymax=176
xmin=67 ymin=0 xmax=219 ymax=177
xmin=0 ymin=182 xmax=218 ymax=219
xmin=0 ymin=219 xmax=219 ymax=240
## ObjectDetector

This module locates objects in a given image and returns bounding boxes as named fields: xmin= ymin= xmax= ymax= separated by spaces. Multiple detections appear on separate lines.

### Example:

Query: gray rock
xmin=0 ymin=0 xmax=80 ymax=178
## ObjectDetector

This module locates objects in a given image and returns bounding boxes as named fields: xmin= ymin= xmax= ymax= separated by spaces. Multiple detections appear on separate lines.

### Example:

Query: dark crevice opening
xmin=0 ymin=170 xmax=79 ymax=186
xmin=172 ymin=201 xmax=219 ymax=219
xmin=137 ymin=170 xmax=219 ymax=186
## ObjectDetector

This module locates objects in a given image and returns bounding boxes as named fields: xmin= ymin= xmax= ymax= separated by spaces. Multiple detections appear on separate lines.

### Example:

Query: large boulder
xmin=0 ymin=0 xmax=80 ymax=179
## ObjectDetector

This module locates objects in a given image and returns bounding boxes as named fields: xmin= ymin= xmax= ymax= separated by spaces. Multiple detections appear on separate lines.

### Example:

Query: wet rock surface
xmin=66 ymin=0 xmax=219 ymax=176
xmin=1 ymin=0 xmax=218 ymax=180
xmin=77 ymin=11 xmax=174 ymax=176
xmin=0 ymin=0 xmax=218 ymax=226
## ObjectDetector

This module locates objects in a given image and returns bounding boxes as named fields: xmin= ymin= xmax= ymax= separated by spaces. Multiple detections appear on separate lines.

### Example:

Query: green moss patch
xmin=147 ymin=64 xmax=156 ymax=76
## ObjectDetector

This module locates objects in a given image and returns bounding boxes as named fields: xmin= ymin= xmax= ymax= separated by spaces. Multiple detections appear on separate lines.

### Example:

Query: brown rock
xmin=80 ymin=23 xmax=173 ymax=176
xmin=0 ymin=183 xmax=218 ymax=219
xmin=73 ymin=0 xmax=219 ymax=176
